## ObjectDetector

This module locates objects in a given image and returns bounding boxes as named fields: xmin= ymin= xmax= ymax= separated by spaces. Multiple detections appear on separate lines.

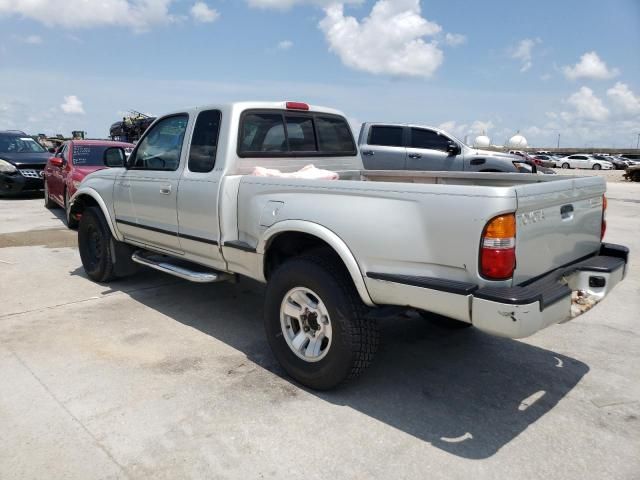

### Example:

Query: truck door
xmin=361 ymin=125 xmax=406 ymax=170
xmin=405 ymin=128 xmax=461 ymax=171
xmin=176 ymin=109 xmax=226 ymax=271
xmin=113 ymin=114 xmax=189 ymax=253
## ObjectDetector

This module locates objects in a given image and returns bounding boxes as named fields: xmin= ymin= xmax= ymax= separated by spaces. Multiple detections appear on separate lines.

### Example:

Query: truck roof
xmin=162 ymin=101 xmax=347 ymax=118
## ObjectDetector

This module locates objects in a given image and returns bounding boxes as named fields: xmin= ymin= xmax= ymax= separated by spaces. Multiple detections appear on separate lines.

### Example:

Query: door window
xmin=410 ymin=128 xmax=450 ymax=151
xmin=188 ymin=110 xmax=221 ymax=173
xmin=369 ymin=126 xmax=404 ymax=147
xmin=130 ymin=114 xmax=188 ymax=171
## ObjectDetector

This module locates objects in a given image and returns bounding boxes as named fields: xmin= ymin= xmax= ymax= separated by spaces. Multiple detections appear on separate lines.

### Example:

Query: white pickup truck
xmin=71 ymin=101 xmax=629 ymax=390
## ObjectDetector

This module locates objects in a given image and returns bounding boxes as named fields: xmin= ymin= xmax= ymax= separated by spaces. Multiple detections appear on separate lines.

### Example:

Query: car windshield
xmin=0 ymin=135 xmax=47 ymax=154
xmin=72 ymin=144 xmax=112 ymax=166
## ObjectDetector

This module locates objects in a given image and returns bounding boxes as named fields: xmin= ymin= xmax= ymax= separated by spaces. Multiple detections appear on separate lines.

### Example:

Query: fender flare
xmin=257 ymin=220 xmax=375 ymax=307
xmin=70 ymin=188 xmax=122 ymax=241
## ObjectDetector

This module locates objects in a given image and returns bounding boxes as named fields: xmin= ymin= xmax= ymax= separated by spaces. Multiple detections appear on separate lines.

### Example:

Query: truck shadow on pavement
xmin=75 ymin=272 xmax=589 ymax=460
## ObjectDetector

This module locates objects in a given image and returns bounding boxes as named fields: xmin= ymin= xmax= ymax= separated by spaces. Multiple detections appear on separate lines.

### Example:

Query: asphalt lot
xmin=1 ymin=184 xmax=639 ymax=480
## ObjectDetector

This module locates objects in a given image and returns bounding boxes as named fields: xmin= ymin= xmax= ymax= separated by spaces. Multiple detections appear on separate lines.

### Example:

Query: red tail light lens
xmin=286 ymin=101 xmax=309 ymax=111
xmin=480 ymin=214 xmax=516 ymax=280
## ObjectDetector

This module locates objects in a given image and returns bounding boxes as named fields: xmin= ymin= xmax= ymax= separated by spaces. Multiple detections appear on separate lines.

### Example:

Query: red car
xmin=44 ymin=140 xmax=134 ymax=227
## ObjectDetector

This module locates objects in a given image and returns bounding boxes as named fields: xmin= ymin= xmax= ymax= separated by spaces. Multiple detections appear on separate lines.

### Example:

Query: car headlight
xmin=0 ymin=158 xmax=17 ymax=174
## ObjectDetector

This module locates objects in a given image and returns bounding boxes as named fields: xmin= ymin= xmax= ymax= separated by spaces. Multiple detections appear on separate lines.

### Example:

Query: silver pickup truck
xmin=358 ymin=122 xmax=532 ymax=172
xmin=71 ymin=101 xmax=629 ymax=390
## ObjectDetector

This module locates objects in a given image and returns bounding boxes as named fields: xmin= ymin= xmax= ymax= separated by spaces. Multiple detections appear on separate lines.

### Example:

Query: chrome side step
xmin=131 ymin=251 xmax=233 ymax=283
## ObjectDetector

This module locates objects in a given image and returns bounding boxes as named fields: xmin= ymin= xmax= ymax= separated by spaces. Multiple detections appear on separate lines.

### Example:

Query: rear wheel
xmin=562 ymin=163 xmax=570 ymax=169
xmin=592 ymin=164 xmax=602 ymax=170
xmin=264 ymin=254 xmax=379 ymax=390
xmin=43 ymin=180 xmax=57 ymax=209
xmin=64 ymin=189 xmax=78 ymax=229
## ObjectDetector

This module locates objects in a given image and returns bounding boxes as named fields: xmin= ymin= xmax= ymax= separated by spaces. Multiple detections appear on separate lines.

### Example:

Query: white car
xmin=559 ymin=155 xmax=614 ymax=170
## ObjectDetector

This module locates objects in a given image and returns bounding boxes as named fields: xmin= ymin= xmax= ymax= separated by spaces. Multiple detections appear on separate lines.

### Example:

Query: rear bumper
xmin=366 ymin=243 xmax=629 ymax=339
xmin=471 ymin=243 xmax=628 ymax=338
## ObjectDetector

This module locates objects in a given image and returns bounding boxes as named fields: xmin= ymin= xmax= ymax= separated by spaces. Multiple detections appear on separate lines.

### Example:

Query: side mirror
xmin=104 ymin=147 xmax=126 ymax=168
xmin=50 ymin=157 xmax=63 ymax=167
xmin=447 ymin=141 xmax=461 ymax=156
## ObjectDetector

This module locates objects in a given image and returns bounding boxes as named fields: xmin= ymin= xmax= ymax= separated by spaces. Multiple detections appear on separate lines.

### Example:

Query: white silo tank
xmin=473 ymin=135 xmax=491 ymax=148
xmin=508 ymin=134 xmax=528 ymax=149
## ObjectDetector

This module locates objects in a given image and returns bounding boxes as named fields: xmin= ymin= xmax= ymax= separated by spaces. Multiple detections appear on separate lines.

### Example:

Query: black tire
xmin=562 ymin=163 xmax=570 ymax=169
xmin=592 ymin=164 xmax=601 ymax=170
xmin=43 ymin=180 xmax=57 ymax=209
xmin=64 ymin=189 xmax=78 ymax=229
xmin=78 ymin=207 xmax=117 ymax=282
xmin=633 ymin=172 xmax=640 ymax=182
xmin=264 ymin=255 xmax=379 ymax=390
xmin=419 ymin=311 xmax=473 ymax=329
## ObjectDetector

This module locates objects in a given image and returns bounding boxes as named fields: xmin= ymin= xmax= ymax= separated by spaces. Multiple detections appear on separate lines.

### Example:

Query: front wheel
xmin=562 ymin=163 xmax=570 ymax=169
xmin=264 ymin=255 xmax=379 ymax=390
xmin=592 ymin=164 xmax=602 ymax=170
xmin=78 ymin=207 xmax=117 ymax=282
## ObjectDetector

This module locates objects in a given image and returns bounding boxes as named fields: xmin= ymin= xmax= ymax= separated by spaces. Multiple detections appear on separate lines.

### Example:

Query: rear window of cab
xmin=238 ymin=109 xmax=357 ymax=157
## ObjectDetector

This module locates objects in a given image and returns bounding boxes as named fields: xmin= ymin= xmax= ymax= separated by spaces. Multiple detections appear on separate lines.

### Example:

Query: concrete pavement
xmin=1 ymin=183 xmax=638 ymax=479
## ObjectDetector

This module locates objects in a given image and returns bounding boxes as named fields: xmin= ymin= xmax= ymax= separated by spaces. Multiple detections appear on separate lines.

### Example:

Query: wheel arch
xmin=258 ymin=220 xmax=375 ymax=307
xmin=69 ymin=188 xmax=121 ymax=240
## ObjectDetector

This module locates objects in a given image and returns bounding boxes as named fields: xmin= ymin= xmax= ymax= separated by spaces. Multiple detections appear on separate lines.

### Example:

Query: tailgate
xmin=512 ymin=176 xmax=605 ymax=284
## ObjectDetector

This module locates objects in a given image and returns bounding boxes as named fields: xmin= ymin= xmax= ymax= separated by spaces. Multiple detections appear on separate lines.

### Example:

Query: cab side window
xmin=130 ymin=114 xmax=188 ymax=171
xmin=188 ymin=110 xmax=221 ymax=173
xmin=410 ymin=128 xmax=450 ymax=151
xmin=369 ymin=126 xmax=403 ymax=147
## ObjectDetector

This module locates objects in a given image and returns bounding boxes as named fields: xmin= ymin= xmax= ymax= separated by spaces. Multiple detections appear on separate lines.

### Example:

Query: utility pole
xmin=636 ymin=132 xmax=639 ymax=150
xmin=557 ymin=133 xmax=560 ymax=149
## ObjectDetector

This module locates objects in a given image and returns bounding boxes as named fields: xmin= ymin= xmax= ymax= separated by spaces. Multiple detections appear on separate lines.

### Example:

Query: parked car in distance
xmin=44 ymin=140 xmax=134 ymax=227
xmin=530 ymin=154 xmax=557 ymax=168
xmin=593 ymin=155 xmax=627 ymax=170
xmin=559 ymin=155 xmax=613 ymax=170
xmin=70 ymin=101 xmax=627 ymax=390
xmin=359 ymin=123 xmax=534 ymax=173
xmin=0 ymin=130 xmax=51 ymax=196
xmin=512 ymin=151 xmax=555 ymax=174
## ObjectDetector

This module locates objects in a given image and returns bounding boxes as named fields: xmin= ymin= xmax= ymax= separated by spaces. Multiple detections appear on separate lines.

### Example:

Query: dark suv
xmin=0 ymin=130 xmax=51 ymax=196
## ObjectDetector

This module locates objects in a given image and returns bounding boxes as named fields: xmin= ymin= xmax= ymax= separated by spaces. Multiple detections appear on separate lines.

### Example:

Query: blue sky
xmin=1 ymin=0 xmax=639 ymax=148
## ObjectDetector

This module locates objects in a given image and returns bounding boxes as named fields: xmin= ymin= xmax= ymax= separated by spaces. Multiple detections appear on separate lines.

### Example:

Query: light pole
xmin=636 ymin=132 xmax=639 ymax=150
xmin=557 ymin=133 xmax=560 ymax=149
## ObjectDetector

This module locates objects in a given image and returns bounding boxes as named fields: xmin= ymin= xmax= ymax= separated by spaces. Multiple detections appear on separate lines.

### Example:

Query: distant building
xmin=473 ymin=135 xmax=491 ymax=148
xmin=508 ymin=134 xmax=528 ymax=149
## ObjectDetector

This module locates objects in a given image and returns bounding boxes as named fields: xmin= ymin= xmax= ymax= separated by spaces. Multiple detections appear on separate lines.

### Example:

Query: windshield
xmin=72 ymin=145 xmax=110 ymax=166
xmin=0 ymin=135 xmax=47 ymax=154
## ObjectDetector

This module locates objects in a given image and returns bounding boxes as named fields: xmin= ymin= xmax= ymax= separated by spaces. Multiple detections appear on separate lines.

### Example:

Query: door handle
xmin=362 ymin=150 xmax=375 ymax=156
xmin=160 ymin=185 xmax=172 ymax=195
xmin=561 ymin=204 xmax=574 ymax=220
xmin=408 ymin=154 xmax=422 ymax=159
xmin=470 ymin=158 xmax=486 ymax=165
xmin=118 ymin=182 xmax=130 ymax=189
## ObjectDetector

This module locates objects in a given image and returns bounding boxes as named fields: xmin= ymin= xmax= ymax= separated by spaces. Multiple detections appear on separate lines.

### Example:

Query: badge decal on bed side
xmin=518 ymin=210 xmax=546 ymax=226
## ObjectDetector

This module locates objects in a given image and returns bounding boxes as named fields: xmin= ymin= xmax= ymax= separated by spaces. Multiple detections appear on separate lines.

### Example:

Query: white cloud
xmin=606 ymin=82 xmax=640 ymax=116
xmin=0 ymin=0 xmax=175 ymax=32
xmin=563 ymin=86 xmax=609 ymax=121
xmin=13 ymin=34 xmax=43 ymax=44
xmin=437 ymin=120 xmax=494 ymax=140
xmin=60 ymin=95 xmax=85 ymax=115
xmin=247 ymin=0 xmax=362 ymax=9
xmin=190 ymin=2 xmax=219 ymax=23
xmin=510 ymin=38 xmax=540 ymax=72
xmin=319 ymin=0 xmax=444 ymax=78
xmin=277 ymin=40 xmax=293 ymax=50
xmin=562 ymin=51 xmax=619 ymax=80
xmin=444 ymin=32 xmax=466 ymax=47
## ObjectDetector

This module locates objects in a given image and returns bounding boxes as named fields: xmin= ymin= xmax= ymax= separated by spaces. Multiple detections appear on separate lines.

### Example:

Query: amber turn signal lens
xmin=484 ymin=214 xmax=516 ymax=239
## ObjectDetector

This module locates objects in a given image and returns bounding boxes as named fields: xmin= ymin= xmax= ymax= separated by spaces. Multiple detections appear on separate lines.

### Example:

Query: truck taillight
xmin=480 ymin=214 xmax=516 ymax=280
xmin=286 ymin=101 xmax=309 ymax=111
xmin=601 ymin=195 xmax=607 ymax=240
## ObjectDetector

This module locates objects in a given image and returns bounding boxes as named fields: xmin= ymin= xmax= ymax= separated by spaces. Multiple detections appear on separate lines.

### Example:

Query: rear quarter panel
xmin=236 ymin=177 xmax=518 ymax=287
